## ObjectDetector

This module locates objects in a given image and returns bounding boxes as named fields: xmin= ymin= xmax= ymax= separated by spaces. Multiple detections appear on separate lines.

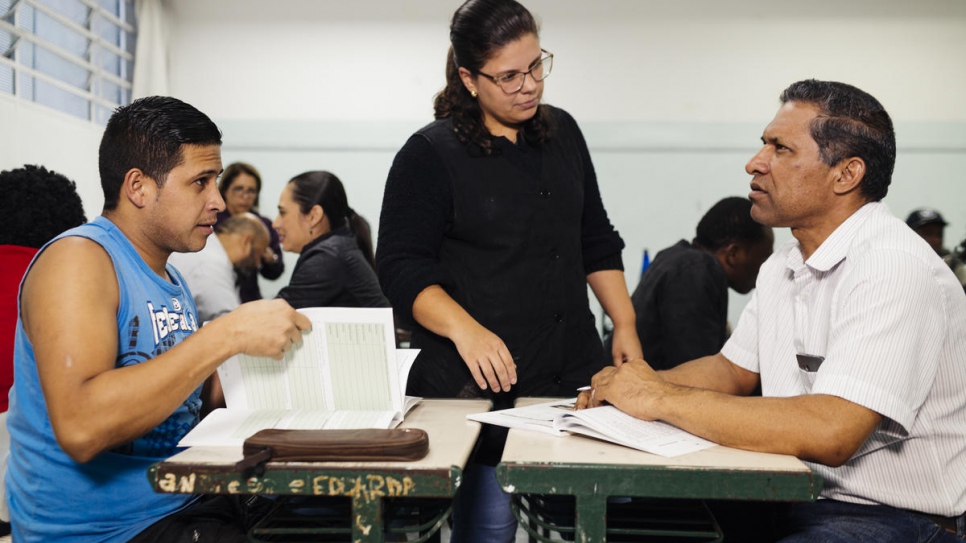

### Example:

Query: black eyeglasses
xmin=229 ymin=186 xmax=258 ymax=196
xmin=476 ymin=50 xmax=553 ymax=94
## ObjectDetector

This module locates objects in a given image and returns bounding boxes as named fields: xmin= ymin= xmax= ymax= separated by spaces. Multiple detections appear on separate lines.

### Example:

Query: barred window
xmin=0 ymin=0 xmax=136 ymax=124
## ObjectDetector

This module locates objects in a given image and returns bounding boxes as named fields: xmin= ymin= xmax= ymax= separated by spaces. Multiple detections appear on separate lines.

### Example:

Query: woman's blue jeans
xmin=448 ymin=462 xmax=517 ymax=543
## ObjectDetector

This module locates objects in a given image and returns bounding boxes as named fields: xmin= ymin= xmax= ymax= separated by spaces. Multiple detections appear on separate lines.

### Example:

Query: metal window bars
xmin=0 ymin=0 xmax=135 ymax=123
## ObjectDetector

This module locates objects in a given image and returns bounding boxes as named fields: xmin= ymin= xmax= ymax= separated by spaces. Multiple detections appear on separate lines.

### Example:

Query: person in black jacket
xmin=375 ymin=1 xmax=641 ymax=541
xmin=272 ymin=171 xmax=389 ymax=310
xmin=605 ymin=197 xmax=774 ymax=370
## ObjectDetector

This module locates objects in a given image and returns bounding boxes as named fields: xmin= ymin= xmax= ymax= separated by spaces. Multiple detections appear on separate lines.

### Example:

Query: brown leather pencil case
xmin=236 ymin=428 xmax=430 ymax=473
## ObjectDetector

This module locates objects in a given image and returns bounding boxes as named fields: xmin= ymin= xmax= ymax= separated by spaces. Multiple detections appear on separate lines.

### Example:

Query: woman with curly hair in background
xmin=0 ymin=164 xmax=87 ymax=534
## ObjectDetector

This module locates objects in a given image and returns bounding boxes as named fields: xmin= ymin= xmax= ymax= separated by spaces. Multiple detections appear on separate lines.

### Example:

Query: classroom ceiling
xmin=170 ymin=0 xmax=966 ymax=23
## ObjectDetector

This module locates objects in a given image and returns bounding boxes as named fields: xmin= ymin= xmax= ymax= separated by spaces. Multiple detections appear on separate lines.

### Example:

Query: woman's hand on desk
xmin=451 ymin=323 xmax=517 ymax=393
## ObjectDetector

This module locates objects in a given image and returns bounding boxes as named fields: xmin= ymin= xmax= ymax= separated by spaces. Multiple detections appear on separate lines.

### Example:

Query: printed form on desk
xmin=469 ymin=398 xmax=715 ymax=457
xmin=179 ymin=307 xmax=421 ymax=447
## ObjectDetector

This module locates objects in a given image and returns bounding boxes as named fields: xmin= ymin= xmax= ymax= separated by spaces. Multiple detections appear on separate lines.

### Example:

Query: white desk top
xmin=501 ymin=398 xmax=810 ymax=474
xmin=162 ymin=398 xmax=491 ymax=472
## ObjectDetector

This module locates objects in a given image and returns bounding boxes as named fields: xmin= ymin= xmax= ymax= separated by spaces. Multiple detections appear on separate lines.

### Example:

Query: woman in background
xmin=375 ymin=0 xmax=642 ymax=541
xmin=216 ymin=162 xmax=284 ymax=302
xmin=273 ymin=170 xmax=389 ymax=309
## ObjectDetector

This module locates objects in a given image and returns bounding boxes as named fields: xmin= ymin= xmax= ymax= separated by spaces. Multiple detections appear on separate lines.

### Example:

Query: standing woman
xmin=216 ymin=162 xmax=284 ymax=302
xmin=273 ymin=171 xmax=389 ymax=309
xmin=376 ymin=0 xmax=642 ymax=540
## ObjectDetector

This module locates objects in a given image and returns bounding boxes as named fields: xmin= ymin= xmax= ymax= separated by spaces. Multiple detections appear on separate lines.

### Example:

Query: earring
xmin=309 ymin=228 xmax=313 ymax=236
xmin=470 ymin=90 xmax=478 ymax=98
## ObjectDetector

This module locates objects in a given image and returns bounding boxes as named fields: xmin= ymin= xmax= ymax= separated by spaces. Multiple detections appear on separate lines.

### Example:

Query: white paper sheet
xmin=468 ymin=398 xmax=716 ymax=457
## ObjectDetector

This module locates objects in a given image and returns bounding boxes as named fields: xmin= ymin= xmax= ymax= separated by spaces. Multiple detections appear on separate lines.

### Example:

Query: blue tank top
xmin=6 ymin=216 xmax=202 ymax=543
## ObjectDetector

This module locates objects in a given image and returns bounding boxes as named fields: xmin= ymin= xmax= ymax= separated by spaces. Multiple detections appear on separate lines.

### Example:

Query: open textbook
xmin=179 ymin=307 xmax=421 ymax=447
xmin=468 ymin=398 xmax=715 ymax=457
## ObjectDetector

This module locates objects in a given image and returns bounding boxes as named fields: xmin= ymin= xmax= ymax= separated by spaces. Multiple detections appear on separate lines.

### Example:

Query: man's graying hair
xmin=217 ymin=214 xmax=269 ymax=246
xmin=780 ymin=79 xmax=896 ymax=202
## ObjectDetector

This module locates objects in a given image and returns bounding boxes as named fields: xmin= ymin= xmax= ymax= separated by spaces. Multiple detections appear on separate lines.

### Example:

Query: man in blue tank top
xmin=6 ymin=96 xmax=312 ymax=543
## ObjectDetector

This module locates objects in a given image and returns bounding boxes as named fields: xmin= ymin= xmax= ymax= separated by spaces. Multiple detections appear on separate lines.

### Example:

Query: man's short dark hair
xmin=780 ymin=79 xmax=896 ymax=202
xmin=694 ymin=197 xmax=764 ymax=252
xmin=99 ymin=96 xmax=222 ymax=211
xmin=0 ymin=165 xmax=87 ymax=248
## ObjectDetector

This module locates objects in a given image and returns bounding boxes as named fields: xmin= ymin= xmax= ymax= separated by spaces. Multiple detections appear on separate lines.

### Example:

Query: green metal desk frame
xmin=496 ymin=461 xmax=823 ymax=542
xmin=149 ymin=460 xmax=459 ymax=542
xmin=148 ymin=398 xmax=491 ymax=543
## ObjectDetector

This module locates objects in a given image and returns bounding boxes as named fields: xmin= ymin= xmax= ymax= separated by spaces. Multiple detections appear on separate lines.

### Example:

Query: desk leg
xmin=351 ymin=495 xmax=384 ymax=543
xmin=574 ymin=495 xmax=607 ymax=543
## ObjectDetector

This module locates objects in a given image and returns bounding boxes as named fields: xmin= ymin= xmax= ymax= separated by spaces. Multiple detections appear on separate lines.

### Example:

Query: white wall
xmin=162 ymin=0 xmax=966 ymax=326
xmin=0 ymin=95 xmax=104 ymax=216
xmin=167 ymin=0 xmax=966 ymax=123
xmin=6 ymin=0 xmax=966 ymax=328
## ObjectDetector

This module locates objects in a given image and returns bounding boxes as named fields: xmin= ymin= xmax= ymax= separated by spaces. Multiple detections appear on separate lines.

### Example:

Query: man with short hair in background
xmin=906 ymin=208 xmax=966 ymax=292
xmin=906 ymin=207 xmax=949 ymax=256
xmin=610 ymin=196 xmax=773 ymax=370
xmin=169 ymin=212 xmax=271 ymax=323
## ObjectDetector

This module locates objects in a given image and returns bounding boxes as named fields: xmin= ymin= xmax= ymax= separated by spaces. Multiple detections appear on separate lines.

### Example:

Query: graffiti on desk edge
xmin=157 ymin=473 xmax=196 ymax=493
xmin=157 ymin=472 xmax=416 ymax=501
xmin=355 ymin=514 xmax=372 ymax=537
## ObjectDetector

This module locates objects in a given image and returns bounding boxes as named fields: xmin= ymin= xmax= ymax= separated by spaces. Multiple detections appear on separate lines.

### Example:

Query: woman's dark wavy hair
xmin=287 ymin=171 xmax=376 ymax=269
xmin=0 ymin=165 xmax=87 ymax=248
xmin=434 ymin=0 xmax=553 ymax=155
xmin=219 ymin=162 xmax=263 ymax=210
xmin=780 ymin=79 xmax=895 ymax=202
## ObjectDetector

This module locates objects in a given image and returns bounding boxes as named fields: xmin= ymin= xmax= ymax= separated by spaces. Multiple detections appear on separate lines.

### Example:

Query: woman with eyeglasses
xmin=215 ymin=162 xmax=284 ymax=302
xmin=376 ymin=0 xmax=641 ymax=540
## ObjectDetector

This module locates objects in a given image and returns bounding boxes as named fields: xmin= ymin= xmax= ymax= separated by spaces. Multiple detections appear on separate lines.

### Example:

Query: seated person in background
xmin=906 ymin=207 xmax=949 ymax=256
xmin=216 ymin=162 xmax=285 ymax=302
xmin=0 ymin=164 xmax=86 ymax=533
xmin=906 ymin=208 xmax=966 ymax=291
xmin=0 ymin=165 xmax=87 ymax=414
xmin=169 ymin=213 xmax=271 ymax=323
xmin=580 ymin=80 xmax=966 ymax=542
xmin=169 ymin=214 xmax=273 ymax=417
xmin=6 ymin=96 xmax=311 ymax=543
xmin=272 ymin=170 xmax=391 ymax=309
xmin=948 ymin=237 xmax=966 ymax=293
xmin=606 ymin=197 xmax=773 ymax=370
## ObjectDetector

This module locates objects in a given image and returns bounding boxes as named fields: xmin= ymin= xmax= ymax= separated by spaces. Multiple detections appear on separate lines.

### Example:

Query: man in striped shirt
xmin=580 ymin=79 xmax=966 ymax=542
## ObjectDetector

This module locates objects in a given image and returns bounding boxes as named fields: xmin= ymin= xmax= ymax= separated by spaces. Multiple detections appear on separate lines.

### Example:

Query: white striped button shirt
xmin=722 ymin=202 xmax=966 ymax=516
